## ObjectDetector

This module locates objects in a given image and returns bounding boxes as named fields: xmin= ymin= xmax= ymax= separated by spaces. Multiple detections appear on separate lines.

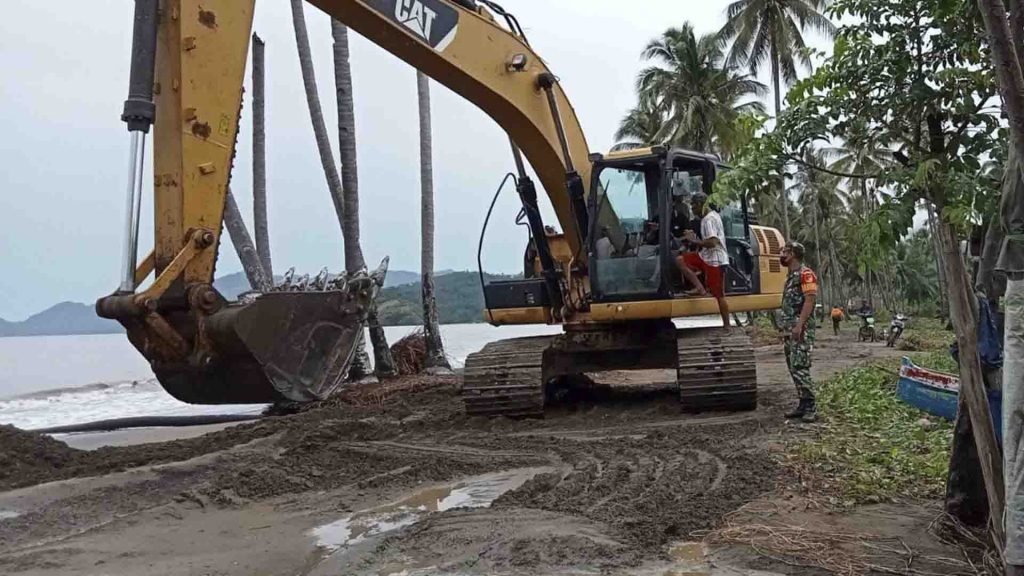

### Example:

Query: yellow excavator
xmin=98 ymin=0 xmax=787 ymax=416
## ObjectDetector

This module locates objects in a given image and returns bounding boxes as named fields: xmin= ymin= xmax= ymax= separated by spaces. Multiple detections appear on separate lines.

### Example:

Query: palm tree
xmin=290 ymin=1 xmax=396 ymax=378
xmin=791 ymin=147 xmax=841 ymax=306
xmin=625 ymin=24 xmax=766 ymax=155
xmin=718 ymin=0 xmax=835 ymax=116
xmin=251 ymin=34 xmax=272 ymax=279
xmin=824 ymin=129 xmax=893 ymax=306
xmin=224 ymin=188 xmax=271 ymax=292
xmin=718 ymin=0 xmax=835 ymax=236
xmin=289 ymin=0 xmax=345 ymax=228
xmin=330 ymin=19 xmax=397 ymax=379
xmin=613 ymin=95 xmax=666 ymax=151
xmin=416 ymin=72 xmax=450 ymax=369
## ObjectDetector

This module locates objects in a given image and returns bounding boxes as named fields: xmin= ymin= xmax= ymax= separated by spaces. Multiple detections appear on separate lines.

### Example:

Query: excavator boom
xmin=98 ymin=0 xmax=596 ymax=405
xmin=100 ymin=0 xmax=786 ymax=414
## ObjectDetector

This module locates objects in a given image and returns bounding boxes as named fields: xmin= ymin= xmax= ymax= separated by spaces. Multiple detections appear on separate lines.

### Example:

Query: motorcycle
xmin=886 ymin=314 xmax=907 ymax=348
xmin=858 ymin=314 xmax=876 ymax=342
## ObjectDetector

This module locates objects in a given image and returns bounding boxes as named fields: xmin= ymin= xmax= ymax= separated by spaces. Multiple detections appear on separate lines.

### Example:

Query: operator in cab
xmin=676 ymin=191 xmax=731 ymax=331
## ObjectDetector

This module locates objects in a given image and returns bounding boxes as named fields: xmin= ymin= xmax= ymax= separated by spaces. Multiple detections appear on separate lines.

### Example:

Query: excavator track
xmin=462 ymin=336 xmax=553 ymax=418
xmin=676 ymin=329 xmax=758 ymax=412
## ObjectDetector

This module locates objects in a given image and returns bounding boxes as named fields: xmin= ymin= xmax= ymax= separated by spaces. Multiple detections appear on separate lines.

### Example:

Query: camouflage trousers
xmin=784 ymin=336 xmax=815 ymax=401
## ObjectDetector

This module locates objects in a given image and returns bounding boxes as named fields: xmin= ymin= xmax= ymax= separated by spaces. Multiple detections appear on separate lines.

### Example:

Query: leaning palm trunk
xmin=251 ymin=34 xmax=272 ymax=279
xmin=416 ymin=72 xmax=450 ymax=369
xmin=289 ymin=0 xmax=345 ymax=227
xmin=290 ymin=1 xmax=394 ymax=378
xmin=224 ymin=188 xmax=271 ymax=292
xmin=329 ymin=18 xmax=395 ymax=378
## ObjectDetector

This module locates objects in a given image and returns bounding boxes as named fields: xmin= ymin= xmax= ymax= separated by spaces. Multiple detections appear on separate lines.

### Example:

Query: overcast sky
xmin=0 ymin=0 xmax=833 ymax=320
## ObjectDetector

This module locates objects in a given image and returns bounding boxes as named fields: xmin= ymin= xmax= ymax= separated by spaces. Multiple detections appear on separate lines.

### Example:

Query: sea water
xmin=0 ymin=320 xmax=715 ymax=430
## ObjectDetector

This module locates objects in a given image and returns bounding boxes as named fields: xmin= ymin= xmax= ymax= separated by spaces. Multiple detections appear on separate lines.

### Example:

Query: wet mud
xmin=0 ymin=332 xmax=944 ymax=575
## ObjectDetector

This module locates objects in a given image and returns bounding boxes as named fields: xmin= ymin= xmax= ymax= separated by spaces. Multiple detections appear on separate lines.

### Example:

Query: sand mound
xmin=0 ymin=425 xmax=80 ymax=487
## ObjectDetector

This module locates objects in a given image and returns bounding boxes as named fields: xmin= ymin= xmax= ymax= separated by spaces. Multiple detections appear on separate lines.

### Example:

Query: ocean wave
xmin=0 ymin=379 xmax=264 ymax=431
xmin=4 ymin=378 xmax=161 ymax=401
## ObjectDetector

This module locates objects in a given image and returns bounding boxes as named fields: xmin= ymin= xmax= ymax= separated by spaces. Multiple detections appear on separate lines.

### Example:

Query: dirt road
xmin=0 ymin=330 xmax=941 ymax=575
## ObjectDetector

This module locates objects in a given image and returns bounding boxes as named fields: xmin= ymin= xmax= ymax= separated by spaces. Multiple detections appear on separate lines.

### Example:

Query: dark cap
xmin=783 ymin=241 xmax=805 ymax=259
xmin=690 ymin=191 xmax=708 ymax=204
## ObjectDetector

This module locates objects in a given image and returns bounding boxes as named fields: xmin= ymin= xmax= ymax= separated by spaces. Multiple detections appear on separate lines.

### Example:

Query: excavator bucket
xmin=110 ymin=261 xmax=388 ymax=406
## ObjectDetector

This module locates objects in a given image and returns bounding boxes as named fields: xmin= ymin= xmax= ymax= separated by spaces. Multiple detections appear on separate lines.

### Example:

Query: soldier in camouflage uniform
xmin=779 ymin=242 xmax=819 ymax=422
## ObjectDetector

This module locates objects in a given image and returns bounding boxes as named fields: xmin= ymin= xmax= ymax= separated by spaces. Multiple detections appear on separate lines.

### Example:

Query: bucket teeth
xmin=461 ymin=336 xmax=552 ymax=418
xmin=676 ymin=329 xmax=758 ymax=412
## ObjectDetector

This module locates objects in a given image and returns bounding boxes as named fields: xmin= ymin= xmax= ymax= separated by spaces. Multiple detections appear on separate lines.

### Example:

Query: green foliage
xmin=795 ymin=317 xmax=956 ymax=503
xmin=796 ymin=361 xmax=953 ymax=503
xmin=909 ymin=350 xmax=960 ymax=373
xmin=615 ymin=23 xmax=767 ymax=156
xmin=723 ymin=0 xmax=1001 ymax=218
xmin=898 ymin=317 xmax=956 ymax=354
xmin=375 ymin=271 xmax=516 ymax=326
xmin=716 ymin=0 xmax=1006 ymax=314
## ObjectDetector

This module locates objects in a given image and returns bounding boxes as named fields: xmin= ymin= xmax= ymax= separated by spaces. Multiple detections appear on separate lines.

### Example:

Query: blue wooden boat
xmin=896 ymin=357 xmax=1002 ymax=442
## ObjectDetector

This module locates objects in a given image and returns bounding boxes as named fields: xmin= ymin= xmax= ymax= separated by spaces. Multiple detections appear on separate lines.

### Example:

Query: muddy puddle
xmin=311 ymin=466 xmax=555 ymax=552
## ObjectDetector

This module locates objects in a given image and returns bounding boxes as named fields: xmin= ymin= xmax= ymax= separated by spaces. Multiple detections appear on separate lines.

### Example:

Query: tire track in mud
xmin=471 ymin=426 xmax=781 ymax=551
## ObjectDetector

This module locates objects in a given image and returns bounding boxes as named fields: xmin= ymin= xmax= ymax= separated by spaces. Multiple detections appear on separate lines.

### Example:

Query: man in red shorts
xmin=677 ymin=191 xmax=731 ymax=330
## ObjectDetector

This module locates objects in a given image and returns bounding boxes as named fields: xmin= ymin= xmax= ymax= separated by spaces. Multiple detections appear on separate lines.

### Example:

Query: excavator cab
xmin=588 ymin=148 xmax=759 ymax=302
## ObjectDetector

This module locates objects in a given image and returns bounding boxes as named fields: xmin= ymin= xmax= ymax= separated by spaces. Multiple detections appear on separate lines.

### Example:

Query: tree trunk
xmin=329 ymin=20 xmax=376 ymax=379
xmin=770 ymin=47 xmax=790 ymax=239
xmin=417 ymin=72 xmax=450 ymax=370
xmin=937 ymin=217 xmax=1006 ymax=546
xmin=224 ymin=189 xmax=271 ymax=292
xmin=928 ymin=204 xmax=951 ymax=319
xmin=289 ymin=0 xmax=346 ymax=231
xmin=973 ymin=1 xmax=1024 ymax=562
xmin=331 ymin=21 xmax=365 ymax=274
xmin=946 ymin=406 xmax=990 ymax=527
xmin=977 ymin=0 xmax=1024 ymax=168
xmin=812 ymin=192 xmax=826 ymax=306
xmin=251 ymin=34 xmax=272 ymax=279
xmin=366 ymin=303 xmax=397 ymax=378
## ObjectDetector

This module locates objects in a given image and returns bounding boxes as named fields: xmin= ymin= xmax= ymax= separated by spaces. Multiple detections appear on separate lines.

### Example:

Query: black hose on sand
xmin=31 ymin=414 xmax=261 ymax=435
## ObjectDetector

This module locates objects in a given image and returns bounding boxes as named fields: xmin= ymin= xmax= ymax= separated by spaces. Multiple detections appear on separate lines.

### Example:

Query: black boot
xmin=801 ymin=401 xmax=818 ymax=423
xmin=785 ymin=399 xmax=809 ymax=419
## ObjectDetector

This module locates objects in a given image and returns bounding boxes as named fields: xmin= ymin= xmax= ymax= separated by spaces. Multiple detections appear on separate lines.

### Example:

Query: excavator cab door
xmin=588 ymin=153 xmax=667 ymax=301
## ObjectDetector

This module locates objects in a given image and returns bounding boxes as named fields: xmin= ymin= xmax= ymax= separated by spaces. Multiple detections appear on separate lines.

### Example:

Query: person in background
xmin=856 ymin=298 xmax=874 ymax=318
xmin=677 ymin=191 xmax=731 ymax=331
xmin=830 ymin=305 xmax=845 ymax=336
xmin=779 ymin=241 xmax=819 ymax=422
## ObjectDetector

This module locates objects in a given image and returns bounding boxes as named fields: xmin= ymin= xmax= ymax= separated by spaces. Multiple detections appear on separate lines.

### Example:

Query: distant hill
xmin=0 ymin=302 xmax=121 ymax=337
xmin=0 ymin=269 xmax=480 ymax=337
xmin=376 ymin=271 xmax=517 ymax=326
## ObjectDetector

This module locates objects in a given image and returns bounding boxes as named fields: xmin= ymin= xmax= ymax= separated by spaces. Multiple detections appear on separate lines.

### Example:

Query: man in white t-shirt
xmin=676 ymin=191 xmax=731 ymax=330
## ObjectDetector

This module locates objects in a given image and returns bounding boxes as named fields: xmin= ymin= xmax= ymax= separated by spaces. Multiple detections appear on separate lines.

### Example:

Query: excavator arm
xmin=152 ymin=0 xmax=593 ymax=284
xmin=97 ymin=0 xmax=598 ymax=405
